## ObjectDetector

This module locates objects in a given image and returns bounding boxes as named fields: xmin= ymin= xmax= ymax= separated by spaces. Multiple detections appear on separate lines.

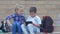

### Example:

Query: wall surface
xmin=0 ymin=0 xmax=60 ymax=33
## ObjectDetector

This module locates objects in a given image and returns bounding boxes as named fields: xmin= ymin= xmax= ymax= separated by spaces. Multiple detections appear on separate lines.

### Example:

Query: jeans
xmin=21 ymin=24 xmax=40 ymax=34
xmin=12 ymin=21 xmax=22 ymax=34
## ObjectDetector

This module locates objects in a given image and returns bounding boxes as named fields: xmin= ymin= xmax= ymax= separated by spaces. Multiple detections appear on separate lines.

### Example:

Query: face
xmin=30 ymin=12 xmax=36 ymax=17
xmin=17 ymin=8 xmax=23 ymax=15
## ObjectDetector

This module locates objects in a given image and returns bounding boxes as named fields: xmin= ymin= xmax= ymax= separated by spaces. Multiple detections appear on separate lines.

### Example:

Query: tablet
xmin=25 ymin=21 xmax=32 ymax=26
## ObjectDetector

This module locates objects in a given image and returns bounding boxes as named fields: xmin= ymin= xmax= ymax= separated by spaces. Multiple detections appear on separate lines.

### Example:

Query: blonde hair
xmin=15 ymin=6 xmax=23 ymax=12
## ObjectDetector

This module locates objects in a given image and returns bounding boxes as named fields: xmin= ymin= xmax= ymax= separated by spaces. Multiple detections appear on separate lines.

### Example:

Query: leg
xmin=17 ymin=22 xmax=22 ymax=34
xmin=28 ymin=24 xmax=35 ymax=34
xmin=21 ymin=24 xmax=29 ymax=34
xmin=34 ymin=26 xmax=40 ymax=33
xmin=36 ymin=27 xmax=40 ymax=33
xmin=12 ymin=22 xmax=16 ymax=34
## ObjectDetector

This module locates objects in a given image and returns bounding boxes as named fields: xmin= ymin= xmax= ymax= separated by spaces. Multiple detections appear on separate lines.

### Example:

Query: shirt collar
xmin=15 ymin=13 xmax=24 ymax=17
xmin=30 ymin=15 xmax=37 ymax=18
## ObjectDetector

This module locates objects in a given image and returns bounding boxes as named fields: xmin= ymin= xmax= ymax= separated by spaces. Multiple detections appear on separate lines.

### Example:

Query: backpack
xmin=0 ymin=21 xmax=10 ymax=33
xmin=40 ymin=16 xmax=54 ymax=33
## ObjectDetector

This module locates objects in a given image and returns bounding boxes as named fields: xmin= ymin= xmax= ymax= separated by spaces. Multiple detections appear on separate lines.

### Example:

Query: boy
xmin=21 ymin=7 xmax=41 ymax=34
xmin=6 ymin=6 xmax=25 ymax=34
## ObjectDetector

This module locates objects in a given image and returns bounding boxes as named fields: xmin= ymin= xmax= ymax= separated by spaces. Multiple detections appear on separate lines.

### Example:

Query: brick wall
xmin=0 ymin=0 xmax=60 ymax=20
xmin=0 ymin=0 xmax=60 ymax=32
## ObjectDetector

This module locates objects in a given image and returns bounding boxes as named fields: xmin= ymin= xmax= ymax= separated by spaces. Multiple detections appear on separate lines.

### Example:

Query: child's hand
xmin=21 ymin=21 xmax=26 ymax=26
xmin=32 ymin=22 xmax=35 ymax=25
xmin=32 ymin=22 xmax=40 ymax=28
xmin=10 ymin=24 xmax=12 ymax=26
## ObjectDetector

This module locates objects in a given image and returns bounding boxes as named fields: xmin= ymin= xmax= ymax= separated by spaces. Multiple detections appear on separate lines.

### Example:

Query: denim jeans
xmin=12 ymin=21 xmax=22 ymax=34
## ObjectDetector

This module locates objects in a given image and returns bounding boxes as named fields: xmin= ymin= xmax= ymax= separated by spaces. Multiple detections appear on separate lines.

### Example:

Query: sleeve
xmin=6 ymin=14 xmax=15 ymax=20
xmin=22 ymin=16 xmax=26 ymax=22
xmin=37 ymin=17 xmax=41 ymax=24
xmin=6 ymin=16 xmax=12 ymax=20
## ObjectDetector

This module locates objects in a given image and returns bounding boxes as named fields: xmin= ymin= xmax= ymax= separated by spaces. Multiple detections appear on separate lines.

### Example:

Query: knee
xmin=12 ymin=23 xmax=16 ymax=26
xmin=21 ymin=24 xmax=25 ymax=28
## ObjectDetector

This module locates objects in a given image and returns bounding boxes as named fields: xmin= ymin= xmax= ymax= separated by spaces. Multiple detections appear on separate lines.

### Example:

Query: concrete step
xmin=0 ymin=0 xmax=60 ymax=1
xmin=0 ymin=20 xmax=60 ymax=32
xmin=54 ymin=20 xmax=60 ymax=26
xmin=54 ymin=26 xmax=60 ymax=32
xmin=36 ymin=32 xmax=60 ymax=34
xmin=1 ymin=32 xmax=60 ymax=34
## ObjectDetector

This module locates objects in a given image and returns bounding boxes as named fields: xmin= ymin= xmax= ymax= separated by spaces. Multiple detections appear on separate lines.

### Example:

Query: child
xmin=21 ymin=7 xmax=41 ymax=34
xmin=6 ymin=6 xmax=25 ymax=34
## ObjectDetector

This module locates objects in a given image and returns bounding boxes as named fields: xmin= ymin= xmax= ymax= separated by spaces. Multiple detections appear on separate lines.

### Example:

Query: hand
xmin=32 ymin=22 xmax=40 ymax=28
xmin=23 ymin=22 xmax=26 ymax=26
xmin=8 ymin=24 xmax=12 ymax=27
xmin=32 ymin=22 xmax=35 ymax=25
xmin=24 ymin=23 xmax=26 ymax=26
xmin=10 ymin=24 xmax=12 ymax=26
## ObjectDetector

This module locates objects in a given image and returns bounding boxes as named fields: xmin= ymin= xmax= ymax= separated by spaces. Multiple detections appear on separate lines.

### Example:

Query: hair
xmin=15 ymin=6 xmax=23 ymax=12
xmin=30 ymin=7 xmax=37 ymax=13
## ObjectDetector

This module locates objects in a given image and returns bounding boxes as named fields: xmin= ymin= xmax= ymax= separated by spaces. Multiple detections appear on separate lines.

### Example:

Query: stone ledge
xmin=0 ymin=1 xmax=60 ymax=5
xmin=1 ymin=32 xmax=60 ymax=34
xmin=0 ymin=0 xmax=60 ymax=1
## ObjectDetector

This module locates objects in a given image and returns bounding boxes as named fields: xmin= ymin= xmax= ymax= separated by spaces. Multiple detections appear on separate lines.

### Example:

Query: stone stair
xmin=0 ymin=0 xmax=60 ymax=34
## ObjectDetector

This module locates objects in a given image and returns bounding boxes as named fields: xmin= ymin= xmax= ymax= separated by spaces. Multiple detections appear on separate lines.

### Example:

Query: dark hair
xmin=30 ymin=7 xmax=37 ymax=13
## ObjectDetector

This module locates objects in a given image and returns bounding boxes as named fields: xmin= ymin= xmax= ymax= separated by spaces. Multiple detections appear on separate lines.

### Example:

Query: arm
xmin=6 ymin=14 xmax=14 ymax=26
xmin=7 ymin=20 xmax=12 ymax=26
xmin=32 ymin=23 xmax=41 ymax=27
xmin=32 ymin=17 xmax=41 ymax=27
xmin=22 ymin=16 xmax=26 ymax=25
